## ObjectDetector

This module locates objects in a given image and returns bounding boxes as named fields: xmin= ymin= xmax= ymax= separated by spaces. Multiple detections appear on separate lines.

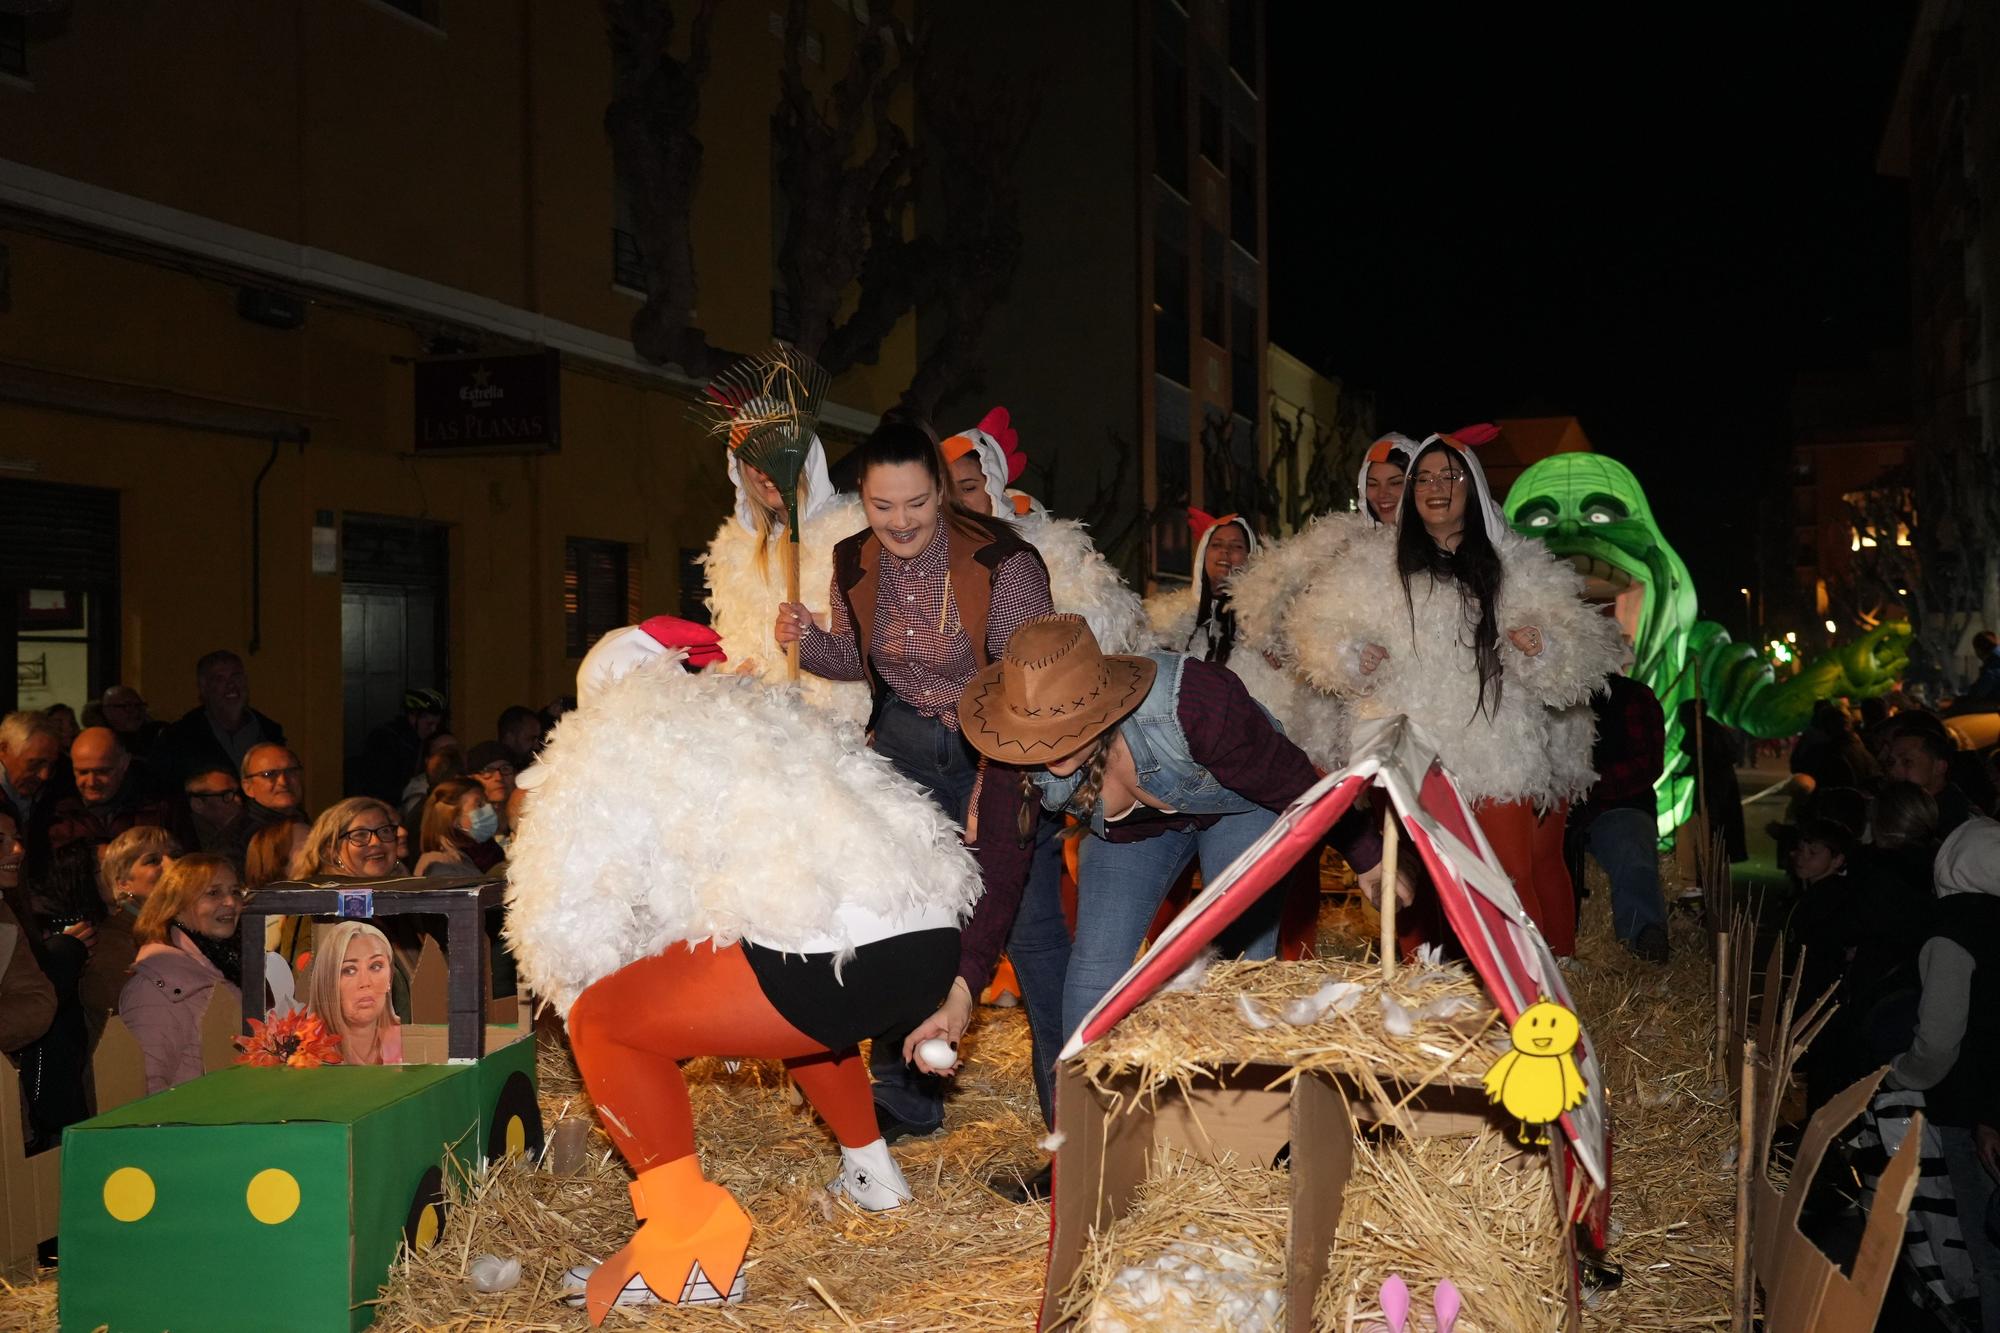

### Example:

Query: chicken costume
xmin=1142 ymin=511 xmax=1347 ymax=769
xmin=1287 ymin=433 xmax=1623 ymax=953
xmin=699 ymin=431 xmax=871 ymax=725
xmin=505 ymin=617 xmax=981 ymax=1320
xmin=942 ymin=407 xmax=1147 ymax=653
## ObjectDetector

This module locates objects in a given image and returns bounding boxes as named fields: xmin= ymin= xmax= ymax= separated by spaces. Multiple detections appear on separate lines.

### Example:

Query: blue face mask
xmin=464 ymin=804 xmax=500 ymax=844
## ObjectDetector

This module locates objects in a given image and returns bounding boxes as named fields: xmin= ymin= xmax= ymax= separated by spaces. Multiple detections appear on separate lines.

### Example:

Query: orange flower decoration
xmin=235 ymin=1010 xmax=345 ymax=1068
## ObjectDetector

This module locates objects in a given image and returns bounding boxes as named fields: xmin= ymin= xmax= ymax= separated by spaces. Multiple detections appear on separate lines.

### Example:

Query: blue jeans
xmin=1576 ymin=807 xmax=1665 ymax=942
xmin=866 ymin=697 xmax=979 ymax=1131
xmin=1062 ymin=807 xmax=1281 ymax=1044
xmin=1008 ymin=813 xmax=1071 ymax=1128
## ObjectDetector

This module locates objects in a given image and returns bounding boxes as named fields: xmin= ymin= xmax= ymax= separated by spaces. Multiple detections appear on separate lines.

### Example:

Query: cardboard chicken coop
xmin=1044 ymin=718 xmax=1610 ymax=1333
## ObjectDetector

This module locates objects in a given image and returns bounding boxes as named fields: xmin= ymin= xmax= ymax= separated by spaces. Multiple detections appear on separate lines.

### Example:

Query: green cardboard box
xmin=60 ymin=1061 xmax=495 ymax=1333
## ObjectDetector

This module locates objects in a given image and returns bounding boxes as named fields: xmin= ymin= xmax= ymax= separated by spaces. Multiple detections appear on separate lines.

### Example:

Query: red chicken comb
xmin=1446 ymin=422 xmax=1500 ymax=447
xmin=977 ymin=406 xmax=1026 ymax=484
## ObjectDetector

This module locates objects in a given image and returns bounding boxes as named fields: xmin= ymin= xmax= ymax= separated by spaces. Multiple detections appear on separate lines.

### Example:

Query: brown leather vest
xmin=830 ymin=514 xmax=1043 ymax=721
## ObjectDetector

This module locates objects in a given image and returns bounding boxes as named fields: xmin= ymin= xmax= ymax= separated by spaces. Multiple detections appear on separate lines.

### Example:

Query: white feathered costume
xmin=505 ymin=624 xmax=982 ymax=1016
xmin=1141 ymin=513 xmax=1348 ymax=769
xmin=699 ymin=435 xmax=870 ymax=726
xmin=1286 ymin=437 xmax=1622 ymax=810
xmin=1218 ymin=434 xmax=1424 ymax=766
xmin=945 ymin=408 xmax=1148 ymax=654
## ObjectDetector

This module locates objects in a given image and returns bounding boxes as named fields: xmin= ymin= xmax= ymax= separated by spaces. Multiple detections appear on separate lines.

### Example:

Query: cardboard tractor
xmin=58 ymin=875 xmax=542 ymax=1333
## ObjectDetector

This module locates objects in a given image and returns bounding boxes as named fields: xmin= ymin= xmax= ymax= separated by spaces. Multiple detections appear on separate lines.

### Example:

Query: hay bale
xmin=1048 ymin=1151 xmax=1290 ymax=1331
xmin=1312 ymin=1127 xmax=1567 ymax=1332
xmin=1075 ymin=957 xmax=1499 ymax=1120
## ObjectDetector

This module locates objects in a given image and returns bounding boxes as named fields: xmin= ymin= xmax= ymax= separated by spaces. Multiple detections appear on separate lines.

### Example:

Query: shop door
xmin=340 ymin=515 xmax=449 ymax=791
xmin=0 ymin=481 xmax=120 ymax=715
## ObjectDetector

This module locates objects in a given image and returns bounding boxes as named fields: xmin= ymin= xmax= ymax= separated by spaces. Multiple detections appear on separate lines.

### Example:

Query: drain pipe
xmin=248 ymin=437 xmax=281 ymax=654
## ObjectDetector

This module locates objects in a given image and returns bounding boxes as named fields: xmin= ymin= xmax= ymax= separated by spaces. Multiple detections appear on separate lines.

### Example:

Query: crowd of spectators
xmin=0 ymin=650 xmax=551 ymax=1146
xmin=1779 ymin=660 xmax=2000 ymax=1319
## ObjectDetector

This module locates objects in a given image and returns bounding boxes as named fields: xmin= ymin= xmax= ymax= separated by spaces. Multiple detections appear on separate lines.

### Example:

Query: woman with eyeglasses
xmin=287 ymin=797 xmax=421 ymax=1015
xmin=291 ymin=797 xmax=406 ymax=881
xmin=1289 ymin=432 xmax=1623 ymax=955
xmin=119 ymin=853 xmax=297 ymax=1093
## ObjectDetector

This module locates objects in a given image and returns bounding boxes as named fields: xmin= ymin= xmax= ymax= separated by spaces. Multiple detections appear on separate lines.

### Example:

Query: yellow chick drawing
xmin=1483 ymin=1000 xmax=1587 ymax=1145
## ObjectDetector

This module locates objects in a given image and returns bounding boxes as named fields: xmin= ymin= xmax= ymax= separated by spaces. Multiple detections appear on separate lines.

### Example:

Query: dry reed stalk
xmin=1311 ymin=1126 xmax=1568 ymax=1333
xmin=1076 ymin=957 xmax=1499 ymax=1112
xmin=1047 ymin=1151 xmax=1290 ymax=1330
xmin=1563 ymin=863 xmax=1738 ymax=1332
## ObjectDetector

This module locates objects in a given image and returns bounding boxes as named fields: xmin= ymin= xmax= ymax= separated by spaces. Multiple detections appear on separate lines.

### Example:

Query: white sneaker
xmin=828 ymin=1138 xmax=912 ymax=1211
xmin=560 ymin=1261 xmax=746 ymax=1307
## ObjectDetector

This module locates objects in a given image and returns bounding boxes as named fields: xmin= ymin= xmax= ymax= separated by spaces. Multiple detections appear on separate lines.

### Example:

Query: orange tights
xmin=564 ymin=941 xmax=879 ymax=1172
xmin=1473 ymin=799 xmax=1577 ymax=957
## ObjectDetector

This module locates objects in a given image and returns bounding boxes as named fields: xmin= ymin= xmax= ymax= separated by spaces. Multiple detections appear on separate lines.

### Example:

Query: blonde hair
xmin=132 ymin=853 xmax=237 ymax=946
xmin=305 ymin=920 xmax=400 ymax=1052
xmin=417 ymin=778 xmax=482 ymax=858
xmin=290 ymin=797 xmax=401 ymax=879
xmin=102 ymin=825 xmax=179 ymax=897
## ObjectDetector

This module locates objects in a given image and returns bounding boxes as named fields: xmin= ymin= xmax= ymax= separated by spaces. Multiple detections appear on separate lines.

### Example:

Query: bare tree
xmin=1026 ymin=430 xmax=1147 ymax=579
xmin=773 ymin=3 xmax=1034 ymax=417
xmin=772 ymin=0 xmax=921 ymax=365
xmin=1200 ymin=409 xmax=1279 ymax=534
xmin=603 ymin=0 xmax=720 ymax=375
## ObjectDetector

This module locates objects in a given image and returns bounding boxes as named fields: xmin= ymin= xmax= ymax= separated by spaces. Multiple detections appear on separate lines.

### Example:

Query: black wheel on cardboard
xmin=403 ymin=1164 xmax=447 ymax=1254
xmin=487 ymin=1070 xmax=544 ymax=1162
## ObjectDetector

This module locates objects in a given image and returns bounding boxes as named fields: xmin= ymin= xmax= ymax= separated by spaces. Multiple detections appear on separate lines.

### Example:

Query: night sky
xmin=1268 ymin=5 xmax=1915 ymax=614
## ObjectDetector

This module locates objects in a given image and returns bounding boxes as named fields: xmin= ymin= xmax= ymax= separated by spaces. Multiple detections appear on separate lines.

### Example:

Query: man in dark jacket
xmin=356 ymin=688 xmax=446 ymax=805
xmin=151 ymin=650 xmax=287 ymax=785
xmin=43 ymin=728 xmax=173 ymax=860
xmin=1567 ymin=673 xmax=1670 ymax=961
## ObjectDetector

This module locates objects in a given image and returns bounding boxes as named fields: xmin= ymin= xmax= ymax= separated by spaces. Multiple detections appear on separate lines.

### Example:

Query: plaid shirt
xmin=799 ymin=526 xmax=1051 ymax=731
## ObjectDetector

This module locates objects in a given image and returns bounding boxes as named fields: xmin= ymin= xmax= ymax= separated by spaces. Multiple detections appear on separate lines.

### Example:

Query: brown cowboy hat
xmin=960 ymin=614 xmax=1157 ymax=764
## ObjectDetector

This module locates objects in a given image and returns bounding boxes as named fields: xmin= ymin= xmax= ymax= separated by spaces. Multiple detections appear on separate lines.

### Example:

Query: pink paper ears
xmin=1376 ymin=1275 xmax=1461 ymax=1333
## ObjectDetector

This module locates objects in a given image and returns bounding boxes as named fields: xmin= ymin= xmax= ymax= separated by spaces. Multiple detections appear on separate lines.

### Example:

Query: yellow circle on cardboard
xmin=103 ymin=1167 xmax=155 ymax=1222
xmin=504 ymin=1114 xmax=526 ymax=1157
xmin=246 ymin=1168 xmax=301 ymax=1224
xmin=414 ymin=1202 xmax=442 ymax=1251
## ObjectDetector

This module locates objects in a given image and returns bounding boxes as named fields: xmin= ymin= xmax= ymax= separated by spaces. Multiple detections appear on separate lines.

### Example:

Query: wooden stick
xmin=1379 ymin=807 xmax=1400 ymax=983
xmin=1733 ymin=1038 xmax=1759 ymax=1332
xmin=1714 ymin=928 xmax=1731 ymax=1081
xmin=785 ymin=478 xmax=804 ymax=682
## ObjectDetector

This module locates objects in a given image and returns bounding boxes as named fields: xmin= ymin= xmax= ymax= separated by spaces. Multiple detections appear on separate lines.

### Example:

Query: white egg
xmin=916 ymin=1038 xmax=957 ymax=1070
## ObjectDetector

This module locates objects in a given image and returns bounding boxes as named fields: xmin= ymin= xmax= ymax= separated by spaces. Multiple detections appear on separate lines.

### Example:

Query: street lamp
xmin=1824 ymin=619 xmax=1838 ymax=634
xmin=1740 ymin=587 xmax=1752 ymax=639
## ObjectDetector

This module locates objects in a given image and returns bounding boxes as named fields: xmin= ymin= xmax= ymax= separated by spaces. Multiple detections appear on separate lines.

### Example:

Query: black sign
xmin=413 ymin=350 xmax=561 ymax=453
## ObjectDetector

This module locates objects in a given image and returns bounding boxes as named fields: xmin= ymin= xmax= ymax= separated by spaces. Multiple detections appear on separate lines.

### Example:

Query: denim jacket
xmin=1031 ymin=652 xmax=1276 ymax=838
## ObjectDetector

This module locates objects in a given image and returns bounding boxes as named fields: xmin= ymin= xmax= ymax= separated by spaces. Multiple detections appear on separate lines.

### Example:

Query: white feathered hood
xmin=726 ymin=433 xmax=840 ymax=535
xmin=1406 ymin=430 xmax=1506 ymax=533
xmin=504 ymin=656 xmax=982 ymax=1015
xmin=1934 ymin=816 xmax=2000 ymax=898
xmin=1356 ymin=432 xmax=1419 ymax=526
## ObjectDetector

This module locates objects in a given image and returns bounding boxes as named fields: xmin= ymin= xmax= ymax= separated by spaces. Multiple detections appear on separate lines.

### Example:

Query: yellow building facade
xmin=0 ymin=2 xmax=910 ymax=807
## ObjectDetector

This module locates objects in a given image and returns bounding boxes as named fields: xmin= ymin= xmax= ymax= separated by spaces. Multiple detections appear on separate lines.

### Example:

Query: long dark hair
xmin=1189 ymin=519 xmax=1249 ymax=666
xmin=855 ymin=419 xmax=993 ymax=546
xmin=1395 ymin=441 xmax=1504 ymax=719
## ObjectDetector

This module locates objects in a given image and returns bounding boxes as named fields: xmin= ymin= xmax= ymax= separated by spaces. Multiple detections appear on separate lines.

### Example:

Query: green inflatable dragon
xmin=1502 ymin=453 xmax=1910 ymax=839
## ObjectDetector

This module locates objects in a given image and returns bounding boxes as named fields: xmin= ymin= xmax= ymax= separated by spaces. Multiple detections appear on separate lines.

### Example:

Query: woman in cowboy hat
xmin=1286 ymin=432 xmax=1623 ymax=956
xmin=936 ymin=613 xmax=1393 ymax=1055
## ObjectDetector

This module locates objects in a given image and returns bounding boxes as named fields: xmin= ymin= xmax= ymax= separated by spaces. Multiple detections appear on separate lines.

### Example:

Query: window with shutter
xmin=564 ymin=538 xmax=638 ymax=657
